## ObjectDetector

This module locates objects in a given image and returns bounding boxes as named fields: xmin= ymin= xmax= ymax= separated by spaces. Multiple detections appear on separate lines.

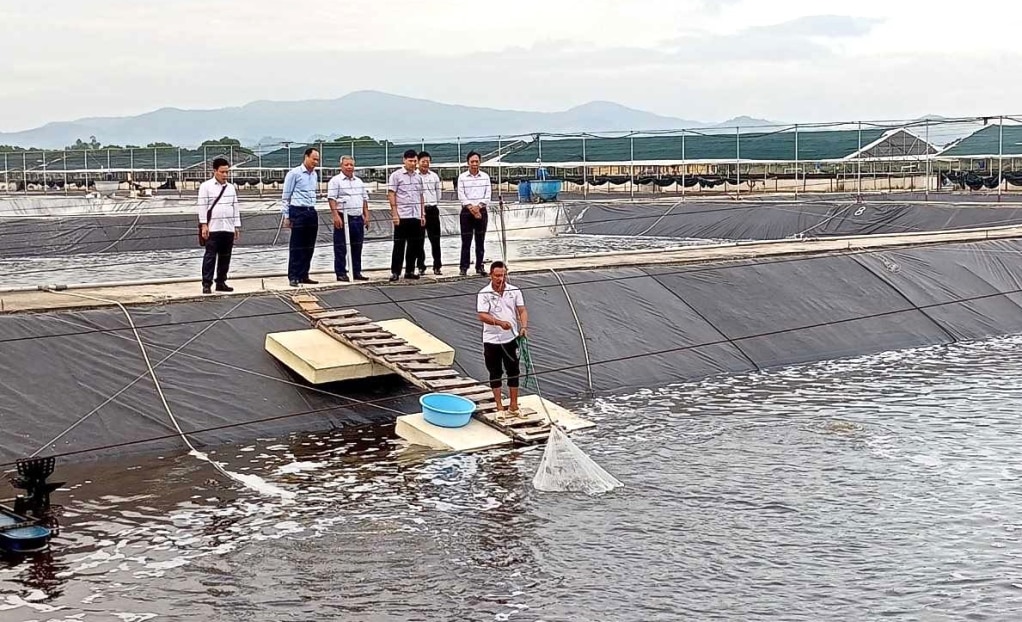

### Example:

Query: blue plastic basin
xmin=530 ymin=179 xmax=561 ymax=201
xmin=420 ymin=392 xmax=476 ymax=428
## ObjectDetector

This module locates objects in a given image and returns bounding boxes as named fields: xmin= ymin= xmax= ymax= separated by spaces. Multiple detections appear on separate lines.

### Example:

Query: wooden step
xmin=309 ymin=309 xmax=359 ymax=320
xmin=334 ymin=323 xmax=384 ymax=332
xmin=428 ymin=378 xmax=480 ymax=390
xmin=322 ymin=317 xmax=373 ymax=328
xmin=387 ymin=354 xmax=437 ymax=363
xmin=354 ymin=338 xmax=406 ymax=347
xmin=462 ymin=390 xmax=495 ymax=401
xmin=397 ymin=362 xmax=447 ymax=371
xmin=339 ymin=330 xmax=393 ymax=339
xmin=292 ymin=295 xmax=320 ymax=303
xmin=369 ymin=345 xmax=419 ymax=356
xmin=444 ymin=384 xmax=491 ymax=396
xmin=412 ymin=369 xmax=459 ymax=380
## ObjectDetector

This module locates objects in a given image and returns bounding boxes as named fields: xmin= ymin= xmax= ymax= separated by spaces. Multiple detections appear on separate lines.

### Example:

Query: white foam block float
xmin=395 ymin=395 xmax=596 ymax=452
xmin=264 ymin=318 xmax=456 ymax=384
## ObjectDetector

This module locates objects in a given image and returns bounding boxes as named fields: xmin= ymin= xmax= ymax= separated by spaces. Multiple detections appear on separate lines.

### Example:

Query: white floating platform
xmin=264 ymin=318 xmax=455 ymax=384
xmin=517 ymin=395 xmax=596 ymax=432
xmin=395 ymin=395 xmax=596 ymax=452
xmin=396 ymin=414 xmax=513 ymax=452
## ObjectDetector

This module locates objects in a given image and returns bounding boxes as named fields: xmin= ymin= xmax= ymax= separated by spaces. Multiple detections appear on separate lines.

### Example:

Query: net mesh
xmin=519 ymin=336 xmax=623 ymax=495
xmin=532 ymin=425 xmax=623 ymax=495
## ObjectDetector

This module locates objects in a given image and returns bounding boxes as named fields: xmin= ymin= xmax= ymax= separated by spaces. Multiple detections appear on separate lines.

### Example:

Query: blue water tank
xmin=518 ymin=179 xmax=532 ymax=202
xmin=531 ymin=179 xmax=561 ymax=202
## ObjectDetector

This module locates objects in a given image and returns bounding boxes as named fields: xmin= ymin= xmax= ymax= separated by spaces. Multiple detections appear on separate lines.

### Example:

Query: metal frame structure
xmin=1 ymin=114 xmax=1019 ymax=198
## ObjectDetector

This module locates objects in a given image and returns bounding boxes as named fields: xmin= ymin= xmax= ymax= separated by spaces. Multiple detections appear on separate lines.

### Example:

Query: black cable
xmin=4 ymin=266 xmax=1020 ymax=468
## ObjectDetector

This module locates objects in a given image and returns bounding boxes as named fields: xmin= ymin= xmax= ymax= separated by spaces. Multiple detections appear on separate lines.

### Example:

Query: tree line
xmin=0 ymin=136 xmax=252 ymax=153
xmin=1 ymin=135 xmax=389 ymax=154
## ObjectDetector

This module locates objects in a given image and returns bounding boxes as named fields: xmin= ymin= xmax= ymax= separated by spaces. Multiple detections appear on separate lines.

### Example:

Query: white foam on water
xmin=275 ymin=461 xmax=328 ymax=475
xmin=188 ymin=450 xmax=296 ymax=501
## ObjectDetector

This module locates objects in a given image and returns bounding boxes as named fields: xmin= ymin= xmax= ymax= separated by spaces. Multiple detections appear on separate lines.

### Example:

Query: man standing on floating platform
xmin=417 ymin=151 xmax=443 ymax=276
xmin=458 ymin=151 xmax=491 ymax=276
xmin=387 ymin=149 xmax=425 ymax=282
xmin=327 ymin=155 xmax=371 ymax=282
xmin=477 ymin=261 xmax=528 ymax=420
xmin=198 ymin=157 xmax=240 ymax=294
xmin=282 ymin=147 xmax=321 ymax=287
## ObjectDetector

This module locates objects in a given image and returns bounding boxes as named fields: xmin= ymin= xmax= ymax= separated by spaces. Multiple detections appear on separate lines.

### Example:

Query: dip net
xmin=518 ymin=336 xmax=622 ymax=495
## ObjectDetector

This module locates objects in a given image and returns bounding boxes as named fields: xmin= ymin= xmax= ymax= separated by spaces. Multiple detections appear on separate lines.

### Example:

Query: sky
xmin=2 ymin=0 xmax=1021 ymax=132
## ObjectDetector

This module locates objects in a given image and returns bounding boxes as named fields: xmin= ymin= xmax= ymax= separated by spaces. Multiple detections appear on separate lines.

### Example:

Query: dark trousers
xmin=201 ymin=231 xmax=234 ymax=287
xmin=287 ymin=206 xmax=318 ymax=282
xmin=419 ymin=205 xmax=442 ymax=272
xmin=333 ymin=215 xmax=365 ymax=277
xmin=483 ymin=340 xmax=520 ymax=389
xmin=391 ymin=217 xmax=424 ymax=276
xmin=460 ymin=206 xmax=488 ymax=273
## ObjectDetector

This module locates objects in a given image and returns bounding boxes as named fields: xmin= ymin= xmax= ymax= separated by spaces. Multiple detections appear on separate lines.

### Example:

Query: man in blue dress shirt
xmin=281 ymin=147 xmax=321 ymax=287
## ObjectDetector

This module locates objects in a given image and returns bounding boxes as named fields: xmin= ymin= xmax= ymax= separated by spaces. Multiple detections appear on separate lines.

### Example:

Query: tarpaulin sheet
xmin=0 ymin=212 xmax=400 ymax=258
xmin=0 ymin=203 xmax=565 ymax=257
xmin=643 ymin=255 xmax=953 ymax=369
xmin=4 ymin=238 xmax=1022 ymax=464
xmin=569 ymin=201 xmax=1022 ymax=241
xmin=0 ymin=296 xmax=424 ymax=465
xmin=853 ymin=239 xmax=1022 ymax=341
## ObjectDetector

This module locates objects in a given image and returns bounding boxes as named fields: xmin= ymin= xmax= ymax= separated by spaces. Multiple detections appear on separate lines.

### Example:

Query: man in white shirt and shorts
xmin=476 ymin=261 xmax=529 ymax=419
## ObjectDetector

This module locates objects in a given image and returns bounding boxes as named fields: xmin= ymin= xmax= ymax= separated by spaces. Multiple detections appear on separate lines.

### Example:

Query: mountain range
xmin=0 ymin=91 xmax=773 ymax=150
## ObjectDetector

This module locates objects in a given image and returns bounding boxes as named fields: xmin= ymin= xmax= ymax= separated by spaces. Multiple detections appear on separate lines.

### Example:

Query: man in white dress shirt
xmin=197 ymin=157 xmax=240 ymax=294
xmin=327 ymin=156 xmax=371 ymax=281
xmin=457 ymin=151 xmax=491 ymax=276
xmin=416 ymin=151 xmax=443 ymax=275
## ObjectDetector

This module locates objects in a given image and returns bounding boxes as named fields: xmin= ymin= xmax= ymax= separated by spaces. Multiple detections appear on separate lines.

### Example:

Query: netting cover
xmin=532 ymin=426 xmax=622 ymax=495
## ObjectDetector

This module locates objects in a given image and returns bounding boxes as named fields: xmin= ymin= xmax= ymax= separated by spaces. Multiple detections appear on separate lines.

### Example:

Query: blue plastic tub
xmin=530 ymin=179 xmax=561 ymax=202
xmin=420 ymin=392 xmax=477 ymax=428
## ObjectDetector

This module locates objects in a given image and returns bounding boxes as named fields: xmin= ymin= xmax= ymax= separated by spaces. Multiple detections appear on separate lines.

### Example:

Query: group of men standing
xmin=385 ymin=148 xmax=492 ymax=281
xmin=264 ymin=148 xmax=493 ymax=287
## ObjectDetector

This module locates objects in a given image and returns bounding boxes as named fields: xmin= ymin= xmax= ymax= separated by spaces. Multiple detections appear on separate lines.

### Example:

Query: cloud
xmin=658 ymin=14 xmax=883 ymax=62
xmin=0 ymin=2 xmax=1011 ymax=134
xmin=754 ymin=14 xmax=883 ymax=38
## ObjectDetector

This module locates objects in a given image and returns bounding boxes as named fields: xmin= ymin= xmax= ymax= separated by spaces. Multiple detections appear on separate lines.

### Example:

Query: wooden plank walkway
xmin=292 ymin=294 xmax=551 ymax=443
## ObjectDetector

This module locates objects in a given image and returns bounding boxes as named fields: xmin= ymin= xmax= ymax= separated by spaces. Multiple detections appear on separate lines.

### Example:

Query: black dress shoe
xmin=289 ymin=280 xmax=299 ymax=287
xmin=389 ymin=274 xmax=400 ymax=282
xmin=417 ymin=268 xmax=426 ymax=276
xmin=215 ymin=283 xmax=234 ymax=292
xmin=459 ymin=270 xmax=467 ymax=276
xmin=476 ymin=269 xmax=488 ymax=276
xmin=336 ymin=274 xmax=350 ymax=282
xmin=353 ymin=274 xmax=370 ymax=281
xmin=433 ymin=269 xmax=442 ymax=276
xmin=300 ymin=278 xmax=319 ymax=285
xmin=202 ymin=285 xmax=212 ymax=294
xmin=404 ymin=273 xmax=420 ymax=280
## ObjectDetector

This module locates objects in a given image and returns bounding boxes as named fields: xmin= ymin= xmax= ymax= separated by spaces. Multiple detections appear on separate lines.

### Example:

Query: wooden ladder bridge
xmin=291 ymin=294 xmax=552 ymax=443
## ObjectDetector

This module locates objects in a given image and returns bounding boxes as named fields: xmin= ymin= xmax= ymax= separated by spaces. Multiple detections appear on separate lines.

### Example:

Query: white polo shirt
xmin=477 ymin=282 xmax=525 ymax=345
xmin=327 ymin=173 xmax=368 ymax=217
